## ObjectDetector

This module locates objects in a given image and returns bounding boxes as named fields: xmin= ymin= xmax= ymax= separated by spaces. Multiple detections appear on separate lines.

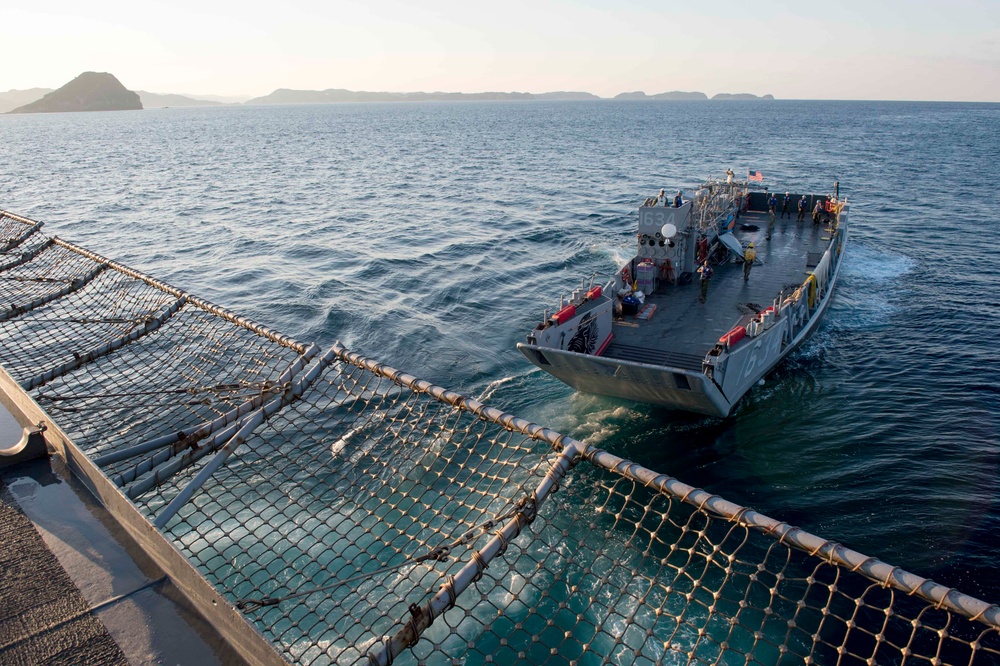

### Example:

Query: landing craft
xmin=518 ymin=173 xmax=848 ymax=417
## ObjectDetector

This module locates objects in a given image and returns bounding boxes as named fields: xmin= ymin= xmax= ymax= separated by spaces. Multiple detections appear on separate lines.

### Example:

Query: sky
xmin=5 ymin=0 xmax=1000 ymax=102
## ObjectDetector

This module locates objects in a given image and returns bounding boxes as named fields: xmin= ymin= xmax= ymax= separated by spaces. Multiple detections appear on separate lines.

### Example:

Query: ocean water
xmin=1 ymin=99 xmax=998 ymax=608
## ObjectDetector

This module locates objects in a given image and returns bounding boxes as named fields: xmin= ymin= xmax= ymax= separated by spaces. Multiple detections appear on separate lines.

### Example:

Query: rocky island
xmin=8 ymin=72 xmax=142 ymax=114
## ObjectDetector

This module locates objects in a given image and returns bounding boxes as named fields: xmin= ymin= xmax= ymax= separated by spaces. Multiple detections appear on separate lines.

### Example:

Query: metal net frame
xmin=1 ymin=210 xmax=998 ymax=666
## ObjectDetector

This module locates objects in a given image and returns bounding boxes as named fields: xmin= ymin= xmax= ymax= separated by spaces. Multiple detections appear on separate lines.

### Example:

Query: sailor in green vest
xmin=743 ymin=243 xmax=756 ymax=281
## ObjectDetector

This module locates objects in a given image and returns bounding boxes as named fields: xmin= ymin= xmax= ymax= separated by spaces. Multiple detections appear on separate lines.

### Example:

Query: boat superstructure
xmin=518 ymin=174 xmax=848 ymax=416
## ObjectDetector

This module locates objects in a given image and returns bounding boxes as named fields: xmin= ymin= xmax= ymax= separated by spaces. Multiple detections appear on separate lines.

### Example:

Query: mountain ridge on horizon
xmin=0 ymin=74 xmax=778 ymax=112
xmin=244 ymin=88 xmax=776 ymax=104
xmin=243 ymin=88 xmax=605 ymax=104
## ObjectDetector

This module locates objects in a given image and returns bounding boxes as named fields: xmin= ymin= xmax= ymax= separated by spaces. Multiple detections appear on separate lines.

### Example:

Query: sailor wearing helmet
xmin=813 ymin=199 xmax=824 ymax=225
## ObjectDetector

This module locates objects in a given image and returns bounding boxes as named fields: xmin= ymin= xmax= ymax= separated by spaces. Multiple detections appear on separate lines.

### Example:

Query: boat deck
xmin=605 ymin=210 xmax=835 ymax=367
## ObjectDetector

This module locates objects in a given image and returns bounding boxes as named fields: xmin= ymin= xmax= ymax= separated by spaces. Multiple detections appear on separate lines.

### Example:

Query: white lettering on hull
xmin=723 ymin=321 xmax=787 ymax=401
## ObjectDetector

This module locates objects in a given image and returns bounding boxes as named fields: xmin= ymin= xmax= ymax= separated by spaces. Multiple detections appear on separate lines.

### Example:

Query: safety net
xmin=1 ymin=209 xmax=998 ymax=665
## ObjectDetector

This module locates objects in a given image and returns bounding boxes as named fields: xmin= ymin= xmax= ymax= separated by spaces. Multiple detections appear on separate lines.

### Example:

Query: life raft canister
xmin=552 ymin=304 xmax=576 ymax=325
xmin=718 ymin=326 xmax=746 ymax=347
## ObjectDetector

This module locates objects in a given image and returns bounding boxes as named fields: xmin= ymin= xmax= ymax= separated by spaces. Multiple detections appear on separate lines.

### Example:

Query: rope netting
xmin=0 ymin=211 xmax=997 ymax=666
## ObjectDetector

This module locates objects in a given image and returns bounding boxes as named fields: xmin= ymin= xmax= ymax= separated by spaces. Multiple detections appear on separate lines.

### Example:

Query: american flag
xmin=748 ymin=170 xmax=764 ymax=182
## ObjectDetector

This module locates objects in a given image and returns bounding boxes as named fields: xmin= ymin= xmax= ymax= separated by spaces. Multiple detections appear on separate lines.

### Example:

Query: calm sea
xmin=1 ymin=100 xmax=997 ymax=604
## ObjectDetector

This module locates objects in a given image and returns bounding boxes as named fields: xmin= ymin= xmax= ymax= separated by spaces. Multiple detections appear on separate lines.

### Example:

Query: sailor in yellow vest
xmin=743 ymin=242 xmax=756 ymax=281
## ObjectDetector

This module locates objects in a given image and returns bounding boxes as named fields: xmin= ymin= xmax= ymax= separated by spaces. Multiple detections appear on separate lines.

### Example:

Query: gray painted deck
xmin=605 ymin=209 xmax=834 ymax=364
xmin=0 ymin=477 xmax=128 ymax=665
xmin=0 ymin=456 xmax=247 ymax=666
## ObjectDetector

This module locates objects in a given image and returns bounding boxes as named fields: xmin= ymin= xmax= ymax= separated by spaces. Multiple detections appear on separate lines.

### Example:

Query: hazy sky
xmin=6 ymin=0 xmax=999 ymax=101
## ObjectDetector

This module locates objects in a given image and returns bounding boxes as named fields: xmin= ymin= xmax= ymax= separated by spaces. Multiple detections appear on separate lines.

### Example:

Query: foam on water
xmin=475 ymin=369 xmax=536 ymax=404
xmin=825 ymin=241 xmax=917 ymax=330
xmin=839 ymin=241 xmax=916 ymax=283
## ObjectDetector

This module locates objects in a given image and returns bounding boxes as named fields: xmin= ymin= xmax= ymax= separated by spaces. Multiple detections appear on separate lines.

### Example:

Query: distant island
xmin=614 ymin=90 xmax=773 ymax=101
xmin=137 ymin=91 xmax=225 ymax=109
xmin=615 ymin=91 xmax=708 ymax=100
xmin=711 ymin=92 xmax=775 ymax=100
xmin=245 ymin=88 xmax=602 ymax=104
xmin=1 ymin=77 xmax=777 ymax=111
xmin=1 ymin=86 xmax=233 ymax=112
xmin=7 ymin=72 xmax=141 ymax=114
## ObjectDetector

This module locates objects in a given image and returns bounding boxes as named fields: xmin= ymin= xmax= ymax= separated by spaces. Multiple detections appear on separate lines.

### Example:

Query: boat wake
xmin=828 ymin=241 xmax=916 ymax=331
xmin=474 ymin=368 xmax=539 ymax=404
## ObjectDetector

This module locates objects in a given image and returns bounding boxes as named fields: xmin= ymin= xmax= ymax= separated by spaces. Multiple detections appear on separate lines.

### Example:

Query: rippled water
xmin=1 ymin=100 xmax=998 ymax=603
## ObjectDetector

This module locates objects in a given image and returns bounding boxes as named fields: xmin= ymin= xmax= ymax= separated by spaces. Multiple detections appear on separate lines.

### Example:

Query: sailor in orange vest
xmin=743 ymin=243 xmax=756 ymax=281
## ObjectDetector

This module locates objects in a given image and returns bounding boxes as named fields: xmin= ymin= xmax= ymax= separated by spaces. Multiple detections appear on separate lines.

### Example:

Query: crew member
xmin=698 ymin=260 xmax=713 ymax=303
xmin=673 ymin=191 xmax=683 ymax=208
xmin=813 ymin=199 xmax=824 ymax=225
xmin=767 ymin=201 xmax=776 ymax=240
xmin=658 ymin=188 xmax=667 ymax=206
xmin=768 ymin=193 xmax=777 ymax=215
xmin=781 ymin=192 xmax=791 ymax=218
xmin=797 ymin=195 xmax=807 ymax=222
xmin=743 ymin=243 xmax=756 ymax=281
